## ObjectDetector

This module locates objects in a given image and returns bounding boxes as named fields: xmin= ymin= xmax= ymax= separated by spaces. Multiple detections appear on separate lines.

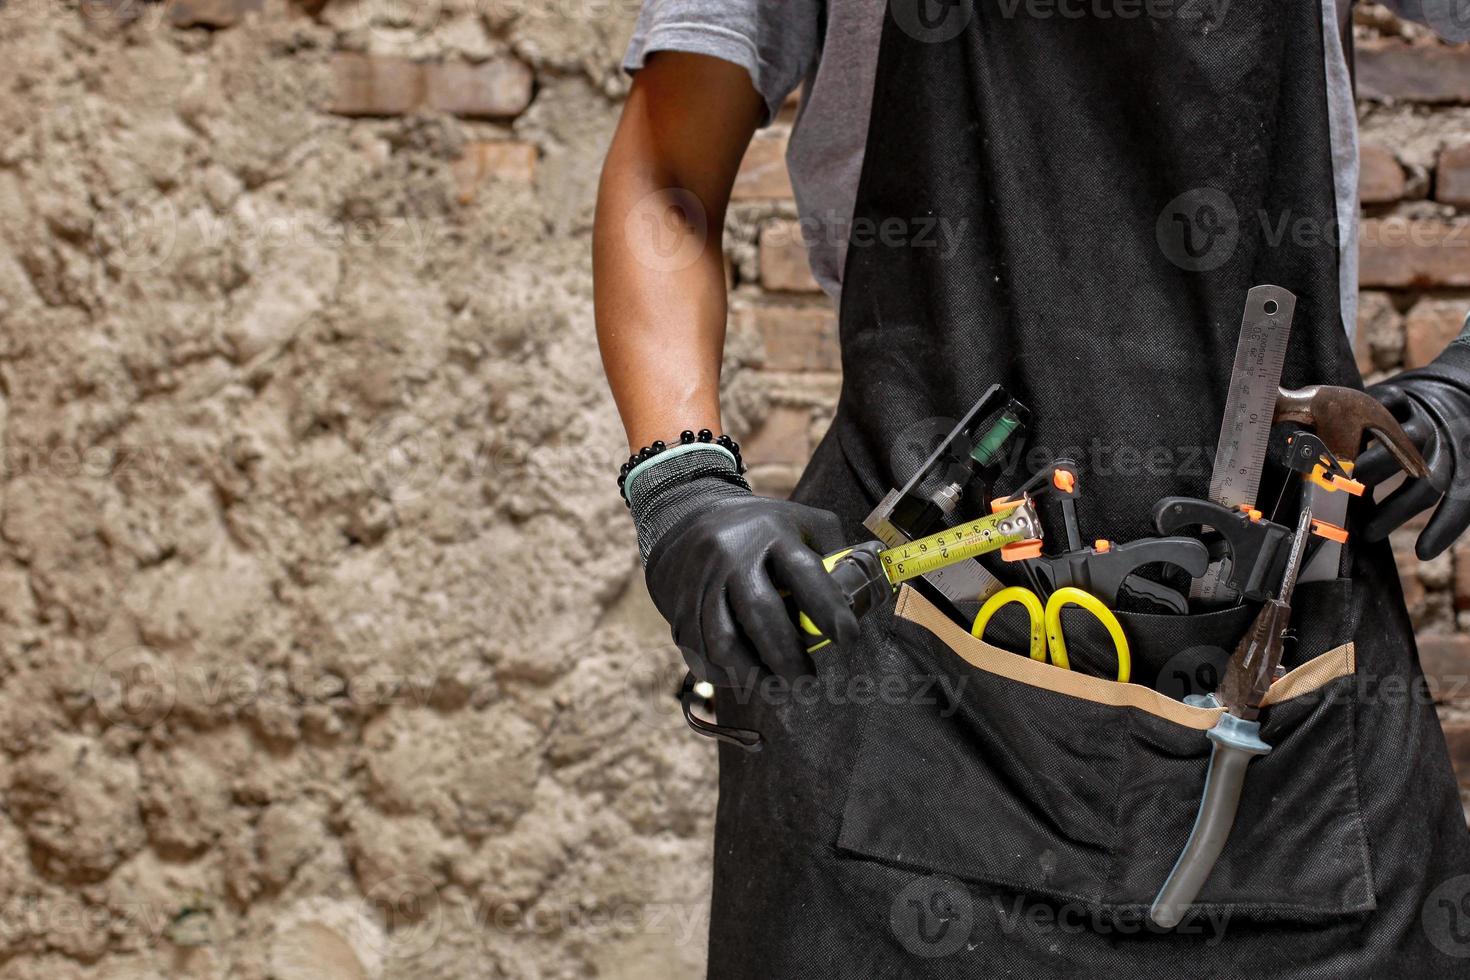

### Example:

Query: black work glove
xmin=1357 ymin=311 xmax=1470 ymax=560
xmin=629 ymin=446 xmax=860 ymax=685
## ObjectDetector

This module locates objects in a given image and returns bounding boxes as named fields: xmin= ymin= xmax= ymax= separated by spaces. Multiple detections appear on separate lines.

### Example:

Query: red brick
xmin=167 ymin=0 xmax=261 ymax=26
xmin=1405 ymin=300 xmax=1470 ymax=368
xmin=1359 ymin=142 xmax=1406 ymax=204
xmin=1359 ymin=219 xmax=1470 ymax=289
xmin=744 ymin=304 xmax=840 ymax=372
xmin=1418 ymin=635 xmax=1470 ymax=704
xmin=758 ymin=220 xmax=821 ymax=293
xmin=423 ymin=59 xmax=533 ymax=120
xmin=1355 ymin=291 xmax=1404 ymax=377
xmin=1358 ymin=41 xmax=1470 ymax=104
xmin=1396 ymin=536 xmax=1428 ymax=618
xmin=451 ymin=141 xmax=537 ymax=203
xmin=1443 ymin=722 xmax=1470 ymax=787
xmin=732 ymin=135 xmax=793 ymax=200
xmin=1439 ymin=143 xmax=1470 ymax=208
xmin=740 ymin=406 xmax=813 ymax=468
xmin=329 ymin=54 xmax=424 ymax=117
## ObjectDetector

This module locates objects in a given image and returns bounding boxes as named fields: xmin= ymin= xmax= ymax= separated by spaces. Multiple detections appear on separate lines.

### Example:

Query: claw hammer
xmin=1273 ymin=385 xmax=1428 ymax=581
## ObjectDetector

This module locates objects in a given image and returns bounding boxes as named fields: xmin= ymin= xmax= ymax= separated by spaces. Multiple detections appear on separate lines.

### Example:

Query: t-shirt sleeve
xmin=623 ymin=0 xmax=822 ymax=126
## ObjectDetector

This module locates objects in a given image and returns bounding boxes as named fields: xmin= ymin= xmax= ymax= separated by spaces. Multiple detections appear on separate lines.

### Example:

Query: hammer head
xmin=1273 ymin=384 xmax=1429 ymax=479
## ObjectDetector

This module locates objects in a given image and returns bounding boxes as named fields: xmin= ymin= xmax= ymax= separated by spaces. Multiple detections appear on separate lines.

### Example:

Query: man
xmin=594 ymin=1 xmax=1470 ymax=974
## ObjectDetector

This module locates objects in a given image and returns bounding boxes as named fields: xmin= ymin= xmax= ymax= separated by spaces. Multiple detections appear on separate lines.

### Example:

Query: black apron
xmin=706 ymin=1 xmax=1470 ymax=975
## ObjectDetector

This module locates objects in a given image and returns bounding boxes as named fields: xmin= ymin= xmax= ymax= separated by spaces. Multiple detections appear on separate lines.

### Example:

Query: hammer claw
xmin=1274 ymin=384 xmax=1428 ymax=478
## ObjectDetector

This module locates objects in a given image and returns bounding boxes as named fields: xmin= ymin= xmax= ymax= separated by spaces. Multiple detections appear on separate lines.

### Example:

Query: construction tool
xmin=864 ymin=387 xmax=1030 ymax=617
xmin=792 ymin=503 xmax=1044 ymax=652
xmin=971 ymin=585 xmax=1132 ymax=682
xmin=1149 ymin=504 xmax=1315 ymax=928
xmin=1196 ymin=285 xmax=1297 ymax=602
xmin=1153 ymin=497 xmax=1294 ymax=602
xmin=1273 ymin=384 xmax=1429 ymax=582
xmin=1002 ymin=461 xmax=1210 ymax=613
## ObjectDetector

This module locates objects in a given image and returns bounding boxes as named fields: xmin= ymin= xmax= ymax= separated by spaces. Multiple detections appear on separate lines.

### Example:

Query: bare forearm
xmin=594 ymin=53 xmax=763 ymax=452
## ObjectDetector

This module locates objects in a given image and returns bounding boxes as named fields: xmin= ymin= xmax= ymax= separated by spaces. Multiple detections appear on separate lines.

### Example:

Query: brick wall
xmin=726 ymin=19 xmax=1470 ymax=801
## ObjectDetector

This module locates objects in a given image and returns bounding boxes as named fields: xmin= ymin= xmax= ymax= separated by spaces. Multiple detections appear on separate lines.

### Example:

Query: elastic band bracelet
xmin=618 ymin=429 xmax=745 ymax=504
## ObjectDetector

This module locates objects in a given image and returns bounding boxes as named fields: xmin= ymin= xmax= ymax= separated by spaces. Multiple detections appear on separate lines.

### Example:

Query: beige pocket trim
xmin=893 ymin=585 xmax=1355 ymax=731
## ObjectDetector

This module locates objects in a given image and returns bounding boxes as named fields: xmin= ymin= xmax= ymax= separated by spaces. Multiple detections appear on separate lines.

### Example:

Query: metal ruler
xmin=1195 ymin=285 xmax=1297 ymax=602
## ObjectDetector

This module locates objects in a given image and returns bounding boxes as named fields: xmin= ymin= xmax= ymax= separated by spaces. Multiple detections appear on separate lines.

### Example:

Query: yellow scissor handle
xmin=971 ymin=587 xmax=1047 ymax=663
xmin=1044 ymin=586 xmax=1131 ymax=683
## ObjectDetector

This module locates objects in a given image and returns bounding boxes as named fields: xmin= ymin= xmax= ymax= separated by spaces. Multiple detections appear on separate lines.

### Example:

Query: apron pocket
xmin=834 ymin=586 xmax=1375 ymax=919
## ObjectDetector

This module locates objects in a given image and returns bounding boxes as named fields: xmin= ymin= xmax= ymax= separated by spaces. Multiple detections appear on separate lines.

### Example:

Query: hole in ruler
xmin=1264 ymin=300 xmax=1279 ymax=315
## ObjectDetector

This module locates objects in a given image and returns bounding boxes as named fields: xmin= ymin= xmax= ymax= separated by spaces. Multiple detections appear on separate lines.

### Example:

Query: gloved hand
xmin=629 ymin=444 xmax=860 ymax=685
xmin=1357 ymin=312 xmax=1470 ymax=560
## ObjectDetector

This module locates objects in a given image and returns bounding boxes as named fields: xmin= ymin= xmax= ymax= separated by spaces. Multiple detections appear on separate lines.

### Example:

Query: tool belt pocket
xmin=834 ymin=583 xmax=1376 ymax=920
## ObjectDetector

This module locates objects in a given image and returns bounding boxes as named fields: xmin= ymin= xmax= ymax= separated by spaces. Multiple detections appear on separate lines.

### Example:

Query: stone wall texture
xmin=0 ymin=2 xmax=1466 ymax=977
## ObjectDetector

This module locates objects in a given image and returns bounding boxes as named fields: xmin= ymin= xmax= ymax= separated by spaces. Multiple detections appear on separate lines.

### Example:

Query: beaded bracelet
xmin=617 ymin=429 xmax=746 ymax=501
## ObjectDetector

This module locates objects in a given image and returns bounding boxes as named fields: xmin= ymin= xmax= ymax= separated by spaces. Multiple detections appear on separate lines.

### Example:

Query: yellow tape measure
xmin=877 ymin=507 xmax=1037 ymax=585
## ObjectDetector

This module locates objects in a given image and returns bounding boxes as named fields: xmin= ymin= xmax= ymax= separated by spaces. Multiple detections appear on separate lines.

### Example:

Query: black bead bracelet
xmin=617 ymin=429 xmax=746 ymax=501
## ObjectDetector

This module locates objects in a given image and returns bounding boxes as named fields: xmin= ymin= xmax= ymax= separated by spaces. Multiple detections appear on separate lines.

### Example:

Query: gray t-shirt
xmin=624 ymin=0 xmax=1362 ymax=337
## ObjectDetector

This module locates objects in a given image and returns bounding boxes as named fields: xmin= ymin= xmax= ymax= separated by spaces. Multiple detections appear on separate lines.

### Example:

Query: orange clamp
xmin=990 ymin=496 xmax=1023 ymax=514
xmin=1309 ymin=463 xmax=1365 ymax=496
xmin=1310 ymin=518 xmax=1349 ymax=543
xmin=1094 ymin=539 xmax=1112 ymax=553
xmin=1236 ymin=503 xmax=1263 ymax=522
xmin=1052 ymin=469 xmax=1076 ymax=494
xmin=1001 ymin=539 xmax=1044 ymax=562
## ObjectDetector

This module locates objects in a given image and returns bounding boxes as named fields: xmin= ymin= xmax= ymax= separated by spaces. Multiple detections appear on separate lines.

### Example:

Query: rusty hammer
xmin=1273 ymin=385 xmax=1428 ymax=581
xmin=1273 ymin=385 xmax=1428 ymax=477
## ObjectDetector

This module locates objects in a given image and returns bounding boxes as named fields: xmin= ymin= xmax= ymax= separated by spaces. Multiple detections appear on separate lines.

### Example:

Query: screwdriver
xmin=791 ymin=501 xmax=1042 ymax=652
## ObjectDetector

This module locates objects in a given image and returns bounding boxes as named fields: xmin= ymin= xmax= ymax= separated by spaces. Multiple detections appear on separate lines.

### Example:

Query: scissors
xmin=970 ymin=585 xmax=1132 ymax=683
